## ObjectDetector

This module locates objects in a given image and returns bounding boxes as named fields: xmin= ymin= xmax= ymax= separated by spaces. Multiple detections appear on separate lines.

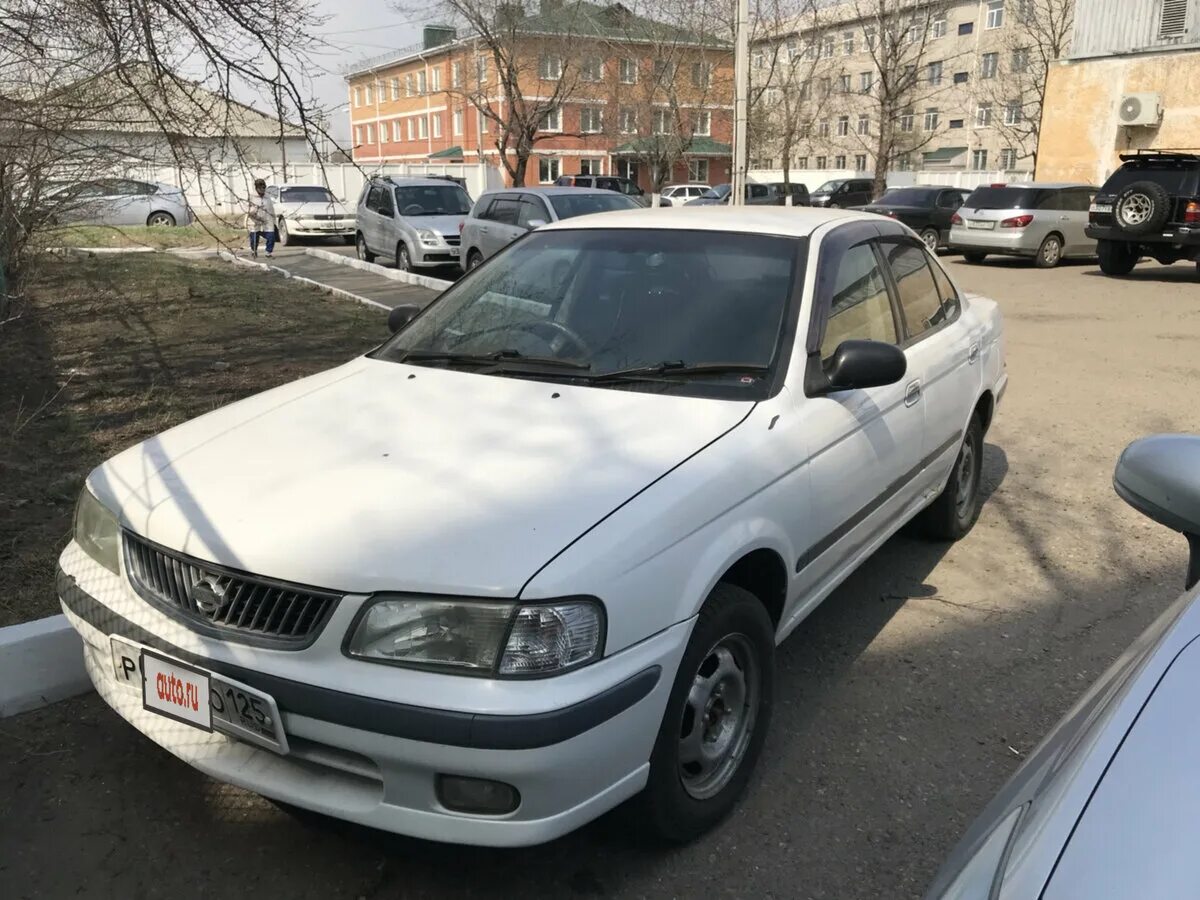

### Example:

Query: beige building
xmin=1037 ymin=0 xmax=1200 ymax=184
xmin=750 ymin=0 xmax=1050 ymax=175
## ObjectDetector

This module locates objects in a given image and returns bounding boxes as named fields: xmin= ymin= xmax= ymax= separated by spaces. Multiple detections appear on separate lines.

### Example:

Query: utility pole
xmin=731 ymin=0 xmax=749 ymax=206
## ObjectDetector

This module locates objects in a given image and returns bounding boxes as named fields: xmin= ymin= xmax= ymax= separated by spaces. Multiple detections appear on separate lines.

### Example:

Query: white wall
xmin=747 ymin=168 xmax=1035 ymax=191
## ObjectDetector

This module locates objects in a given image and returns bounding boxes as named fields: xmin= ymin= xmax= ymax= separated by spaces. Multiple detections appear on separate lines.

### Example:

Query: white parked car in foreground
xmin=59 ymin=207 xmax=1006 ymax=847
xmin=265 ymin=183 xmax=356 ymax=245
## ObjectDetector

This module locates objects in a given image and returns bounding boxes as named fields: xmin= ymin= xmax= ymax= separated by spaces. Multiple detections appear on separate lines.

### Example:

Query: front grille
xmin=443 ymin=235 xmax=460 ymax=246
xmin=123 ymin=532 xmax=340 ymax=647
xmin=313 ymin=214 xmax=341 ymax=221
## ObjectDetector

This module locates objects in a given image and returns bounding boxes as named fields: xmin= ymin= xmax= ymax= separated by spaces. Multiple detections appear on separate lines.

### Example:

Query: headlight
xmin=930 ymin=805 xmax=1024 ymax=899
xmin=416 ymin=228 xmax=439 ymax=245
xmin=346 ymin=597 xmax=604 ymax=676
xmin=74 ymin=487 xmax=120 ymax=574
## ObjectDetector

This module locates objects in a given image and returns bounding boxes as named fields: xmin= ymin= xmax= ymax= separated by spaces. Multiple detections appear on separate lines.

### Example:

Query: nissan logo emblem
xmin=190 ymin=577 xmax=228 ymax=615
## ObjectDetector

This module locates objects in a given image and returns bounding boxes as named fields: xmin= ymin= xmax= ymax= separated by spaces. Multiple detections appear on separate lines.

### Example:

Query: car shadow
xmin=1081 ymin=262 xmax=1198 ymax=283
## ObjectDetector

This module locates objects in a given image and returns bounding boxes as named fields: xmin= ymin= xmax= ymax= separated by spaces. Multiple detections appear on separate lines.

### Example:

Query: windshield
xmin=877 ymin=187 xmax=938 ymax=206
xmin=280 ymin=186 xmax=335 ymax=204
xmin=548 ymin=193 xmax=640 ymax=219
xmin=375 ymin=229 xmax=801 ymax=398
xmin=814 ymin=180 xmax=846 ymax=194
xmin=963 ymin=186 xmax=1049 ymax=209
xmin=394 ymin=184 xmax=472 ymax=216
xmin=700 ymin=184 xmax=732 ymax=200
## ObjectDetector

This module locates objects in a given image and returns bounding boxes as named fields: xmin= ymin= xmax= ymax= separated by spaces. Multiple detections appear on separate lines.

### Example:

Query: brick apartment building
xmin=345 ymin=3 xmax=734 ymax=191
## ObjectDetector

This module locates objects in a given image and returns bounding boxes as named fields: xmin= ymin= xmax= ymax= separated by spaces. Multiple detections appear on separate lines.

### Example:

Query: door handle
xmin=968 ymin=342 xmax=980 ymax=364
xmin=479 ymin=226 xmax=489 ymax=233
xmin=904 ymin=380 xmax=922 ymax=406
xmin=1059 ymin=215 xmax=1070 ymax=221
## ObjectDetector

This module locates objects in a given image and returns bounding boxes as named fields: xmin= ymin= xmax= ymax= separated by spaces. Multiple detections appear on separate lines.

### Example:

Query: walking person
xmin=246 ymin=178 xmax=277 ymax=258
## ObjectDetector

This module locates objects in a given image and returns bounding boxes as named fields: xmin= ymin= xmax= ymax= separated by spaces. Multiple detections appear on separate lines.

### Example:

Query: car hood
xmin=89 ymin=358 xmax=751 ymax=597
xmin=405 ymin=214 xmax=466 ymax=237
xmin=278 ymin=200 xmax=351 ymax=217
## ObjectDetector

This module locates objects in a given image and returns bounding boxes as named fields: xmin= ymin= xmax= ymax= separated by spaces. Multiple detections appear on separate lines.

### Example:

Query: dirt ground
xmin=3 ymin=254 xmax=1200 ymax=899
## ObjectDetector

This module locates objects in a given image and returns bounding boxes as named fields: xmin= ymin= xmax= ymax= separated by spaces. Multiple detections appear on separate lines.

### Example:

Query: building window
xmin=835 ymin=154 xmax=846 ymax=168
xmin=541 ymin=107 xmax=561 ymax=132
xmin=405 ymin=74 xmax=414 ymax=97
xmin=539 ymin=158 xmax=561 ymax=183
xmin=353 ymin=86 xmax=362 ymax=107
xmin=353 ymin=125 xmax=362 ymax=145
xmin=1011 ymin=47 xmax=1029 ymax=73
xmin=695 ymin=110 xmax=711 ymax=136
xmin=949 ymin=118 xmax=964 ymax=128
xmin=854 ymin=153 xmax=867 ymax=170
xmin=958 ymin=21 xmax=974 ymax=35
xmin=787 ymin=39 xmax=800 ymax=61
xmin=816 ymin=155 xmax=827 ymax=168
xmin=986 ymin=0 xmax=1004 ymax=29
xmin=578 ymin=158 xmax=601 ymax=175
xmin=653 ymin=109 xmax=670 ymax=135
xmin=407 ymin=119 xmax=414 ymax=140
xmin=752 ymin=49 xmax=765 ymax=69
xmin=907 ymin=21 xmax=921 ymax=43
xmin=843 ymin=30 xmax=854 ymax=54
xmin=619 ymin=57 xmax=638 ymax=83
xmin=416 ymin=71 xmax=426 ymax=94
xmin=432 ymin=113 xmax=442 ymax=138
xmin=818 ymin=119 xmax=830 ymax=137
xmin=895 ymin=152 xmax=911 ymax=171
xmin=480 ymin=114 xmax=488 ymax=133
xmin=928 ymin=60 xmax=942 ymax=85
xmin=838 ymin=74 xmax=851 ymax=93
xmin=453 ymin=109 xmax=464 ymax=135
xmin=653 ymin=60 xmax=676 ymax=80
xmin=365 ymin=83 xmax=374 ymax=105
xmin=836 ymin=115 xmax=849 ymax=136
xmin=366 ymin=123 xmax=374 ymax=144
xmin=691 ymin=62 xmax=712 ymax=87
xmin=806 ymin=39 xmax=818 ymax=60
xmin=1161 ymin=0 xmax=1188 ymax=37
xmin=819 ymin=76 xmax=831 ymax=96
xmin=899 ymin=109 xmax=914 ymax=132
xmin=857 ymin=114 xmax=869 ymax=135
xmin=390 ymin=77 xmax=400 ymax=100
xmin=392 ymin=120 xmax=401 ymax=142
xmin=975 ymin=102 xmax=993 ymax=126
xmin=860 ymin=71 xmax=873 ymax=92
xmin=431 ymin=67 xmax=442 ymax=91
xmin=972 ymin=149 xmax=989 ymax=170
xmin=999 ymin=148 xmax=1017 ymax=170
xmin=580 ymin=106 xmax=603 ymax=133
xmin=539 ymin=56 xmax=562 ymax=80
xmin=822 ymin=34 xmax=834 ymax=57
xmin=1018 ymin=0 xmax=1035 ymax=23
xmin=688 ymin=159 xmax=710 ymax=182
xmin=619 ymin=107 xmax=636 ymax=133
xmin=924 ymin=107 xmax=939 ymax=131
xmin=797 ymin=156 xmax=808 ymax=169
xmin=476 ymin=55 xmax=488 ymax=83
xmin=981 ymin=52 xmax=999 ymax=79
xmin=863 ymin=25 xmax=876 ymax=49
xmin=954 ymin=71 xmax=969 ymax=84
xmin=1004 ymin=100 xmax=1022 ymax=124
xmin=800 ymin=80 xmax=812 ymax=100
xmin=581 ymin=56 xmax=602 ymax=82
xmin=931 ymin=18 xmax=947 ymax=38
xmin=452 ymin=62 xmax=462 ymax=87
xmin=417 ymin=116 xmax=428 ymax=139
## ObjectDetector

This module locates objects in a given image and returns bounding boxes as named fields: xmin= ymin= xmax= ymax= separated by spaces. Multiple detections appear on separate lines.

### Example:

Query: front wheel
xmin=1097 ymin=239 xmax=1138 ymax=276
xmin=1035 ymin=233 xmax=1062 ymax=268
xmin=962 ymin=251 xmax=987 ymax=264
xmin=276 ymin=218 xmax=290 ymax=246
xmin=917 ymin=413 xmax=984 ymax=540
xmin=396 ymin=242 xmax=412 ymax=272
xmin=919 ymin=227 xmax=940 ymax=251
xmin=635 ymin=582 xmax=774 ymax=843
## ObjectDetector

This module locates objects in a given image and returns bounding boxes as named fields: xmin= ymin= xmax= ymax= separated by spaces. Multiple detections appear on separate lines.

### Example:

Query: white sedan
xmin=265 ymin=183 xmax=356 ymax=245
xmin=59 ymin=207 xmax=1006 ymax=847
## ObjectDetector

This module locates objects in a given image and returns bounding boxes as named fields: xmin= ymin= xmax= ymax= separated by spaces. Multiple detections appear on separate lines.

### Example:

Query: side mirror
xmin=820 ymin=340 xmax=907 ymax=392
xmin=387 ymin=304 xmax=420 ymax=333
xmin=526 ymin=218 xmax=547 ymax=230
xmin=1114 ymin=434 xmax=1200 ymax=588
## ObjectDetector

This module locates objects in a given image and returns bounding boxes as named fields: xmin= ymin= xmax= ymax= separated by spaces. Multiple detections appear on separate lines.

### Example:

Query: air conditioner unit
xmin=1118 ymin=93 xmax=1163 ymax=127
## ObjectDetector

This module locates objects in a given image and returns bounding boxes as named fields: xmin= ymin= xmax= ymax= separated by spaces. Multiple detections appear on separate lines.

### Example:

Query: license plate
xmin=1090 ymin=203 xmax=1112 ymax=214
xmin=967 ymin=219 xmax=996 ymax=230
xmin=111 ymin=637 xmax=288 ymax=753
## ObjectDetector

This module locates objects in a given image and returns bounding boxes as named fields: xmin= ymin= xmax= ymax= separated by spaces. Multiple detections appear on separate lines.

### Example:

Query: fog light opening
xmin=436 ymin=775 xmax=520 ymax=815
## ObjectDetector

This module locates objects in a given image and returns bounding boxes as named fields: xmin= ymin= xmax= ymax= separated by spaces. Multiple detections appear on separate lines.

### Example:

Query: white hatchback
xmin=59 ymin=207 xmax=1006 ymax=847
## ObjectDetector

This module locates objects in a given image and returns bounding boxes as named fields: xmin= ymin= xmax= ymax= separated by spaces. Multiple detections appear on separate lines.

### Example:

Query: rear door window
xmin=749 ymin=184 xmax=769 ymax=199
xmin=881 ymin=241 xmax=946 ymax=339
xmin=489 ymin=198 xmax=521 ymax=226
xmin=1036 ymin=190 xmax=1064 ymax=210
xmin=366 ymin=185 xmax=386 ymax=214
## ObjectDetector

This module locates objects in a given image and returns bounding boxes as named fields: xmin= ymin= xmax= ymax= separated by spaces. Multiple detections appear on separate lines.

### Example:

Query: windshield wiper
xmin=585 ymin=361 xmax=771 ymax=384
xmin=397 ymin=348 xmax=591 ymax=370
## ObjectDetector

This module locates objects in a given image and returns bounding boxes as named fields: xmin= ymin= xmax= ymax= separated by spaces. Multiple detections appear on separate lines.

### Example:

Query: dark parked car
xmin=852 ymin=185 xmax=968 ymax=250
xmin=553 ymin=174 xmax=646 ymax=205
xmin=1087 ymin=150 xmax=1200 ymax=277
xmin=767 ymin=182 xmax=811 ymax=206
xmin=809 ymin=177 xmax=875 ymax=208
xmin=685 ymin=183 xmax=782 ymax=206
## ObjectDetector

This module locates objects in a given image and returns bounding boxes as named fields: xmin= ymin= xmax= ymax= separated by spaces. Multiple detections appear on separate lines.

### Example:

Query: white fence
xmin=747 ymin=168 xmax=1034 ymax=190
xmin=113 ymin=160 xmax=505 ymax=217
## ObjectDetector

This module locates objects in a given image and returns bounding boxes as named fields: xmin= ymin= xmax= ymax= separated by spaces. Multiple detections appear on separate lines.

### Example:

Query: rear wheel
xmin=962 ymin=251 xmax=987 ymax=264
xmin=466 ymin=249 xmax=484 ymax=271
xmin=919 ymin=227 xmax=940 ymax=251
xmin=355 ymin=232 xmax=375 ymax=263
xmin=917 ymin=414 xmax=984 ymax=541
xmin=1097 ymin=239 xmax=1138 ymax=276
xmin=1035 ymin=233 xmax=1063 ymax=268
xmin=146 ymin=211 xmax=176 ymax=227
xmin=635 ymin=582 xmax=774 ymax=843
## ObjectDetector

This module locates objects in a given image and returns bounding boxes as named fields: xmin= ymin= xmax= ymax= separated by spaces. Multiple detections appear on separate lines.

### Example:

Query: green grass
xmin=0 ymin=254 xmax=383 ymax=626
xmin=47 ymin=217 xmax=245 ymax=250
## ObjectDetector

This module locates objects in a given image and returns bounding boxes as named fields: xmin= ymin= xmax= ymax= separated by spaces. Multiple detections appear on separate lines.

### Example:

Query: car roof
xmin=479 ymin=186 xmax=615 ymax=197
xmin=971 ymin=181 xmax=1095 ymax=189
xmin=275 ymin=184 xmax=330 ymax=189
xmin=885 ymin=184 xmax=962 ymax=190
xmin=372 ymin=176 xmax=462 ymax=188
xmin=538 ymin=205 xmax=872 ymax=237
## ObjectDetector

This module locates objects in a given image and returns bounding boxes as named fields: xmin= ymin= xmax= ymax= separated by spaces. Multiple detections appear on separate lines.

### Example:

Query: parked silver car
xmin=927 ymin=434 xmax=1200 ymax=900
xmin=354 ymin=176 xmax=471 ymax=271
xmin=459 ymin=187 xmax=640 ymax=268
xmin=50 ymin=178 xmax=192 ymax=227
xmin=266 ymin=184 xmax=355 ymax=245
xmin=949 ymin=182 xmax=1098 ymax=268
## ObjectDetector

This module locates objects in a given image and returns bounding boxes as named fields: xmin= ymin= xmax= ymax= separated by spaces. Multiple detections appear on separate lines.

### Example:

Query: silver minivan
xmin=459 ymin=187 xmax=639 ymax=269
xmin=949 ymin=182 xmax=1099 ymax=268
xmin=354 ymin=176 xmax=472 ymax=271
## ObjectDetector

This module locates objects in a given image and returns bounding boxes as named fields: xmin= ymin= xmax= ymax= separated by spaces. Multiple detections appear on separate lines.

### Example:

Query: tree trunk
xmin=872 ymin=115 xmax=892 ymax=201
xmin=511 ymin=153 xmax=527 ymax=187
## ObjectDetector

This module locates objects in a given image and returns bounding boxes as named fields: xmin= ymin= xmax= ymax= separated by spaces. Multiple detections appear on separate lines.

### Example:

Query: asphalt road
xmin=4 ymin=255 xmax=1200 ymax=900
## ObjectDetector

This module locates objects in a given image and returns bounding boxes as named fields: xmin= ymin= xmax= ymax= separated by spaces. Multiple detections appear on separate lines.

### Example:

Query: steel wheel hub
xmin=955 ymin=436 xmax=978 ymax=517
xmin=678 ymin=635 xmax=758 ymax=800
xmin=1119 ymin=193 xmax=1151 ymax=226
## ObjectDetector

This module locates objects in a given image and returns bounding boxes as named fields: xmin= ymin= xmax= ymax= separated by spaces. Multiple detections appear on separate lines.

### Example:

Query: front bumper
xmin=57 ymin=543 xmax=689 ymax=846
xmin=414 ymin=245 xmax=461 ymax=266
xmin=1086 ymin=223 xmax=1200 ymax=246
xmin=287 ymin=219 xmax=356 ymax=237
xmin=948 ymin=227 xmax=1039 ymax=256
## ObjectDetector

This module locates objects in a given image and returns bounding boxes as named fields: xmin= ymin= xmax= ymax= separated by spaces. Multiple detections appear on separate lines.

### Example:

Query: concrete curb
xmin=0 ymin=615 xmax=91 ymax=718
xmin=304 ymin=247 xmax=454 ymax=292
xmin=216 ymin=250 xmax=390 ymax=312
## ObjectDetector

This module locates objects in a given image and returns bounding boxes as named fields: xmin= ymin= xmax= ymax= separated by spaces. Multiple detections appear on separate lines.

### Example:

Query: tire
xmin=396 ymin=242 xmax=412 ymax=272
xmin=917 ymin=413 xmax=985 ymax=541
xmin=635 ymin=582 xmax=774 ymax=844
xmin=1113 ymin=180 xmax=1171 ymax=235
xmin=1035 ymin=233 xmax=1063 ymax=268
xmin=1097 ymin=239 xmax=1139 ymax=275
xmin=355 ymin=232 xmax=375 ymax=263
xmin=827 ymin=202 xmax=840 ymax=209
xmin=962 ymin=251 xmax=987 ymax=264
xmin=342 ymin=235 xmax=355 ymax=246
xmin=146 ymin=211 xmax=176 ymax=227
xmin=465 ymin=249 xmax=484 ymax=271
xmin=919 ymin=227 xmax=940 ymax=251
xmin=276 ymin=218 xmax=289 ymax=246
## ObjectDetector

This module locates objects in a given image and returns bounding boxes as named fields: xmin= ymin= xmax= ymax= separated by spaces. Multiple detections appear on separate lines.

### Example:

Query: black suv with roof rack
xmin=1087 ymin=150 xmax=1200 ymax=276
